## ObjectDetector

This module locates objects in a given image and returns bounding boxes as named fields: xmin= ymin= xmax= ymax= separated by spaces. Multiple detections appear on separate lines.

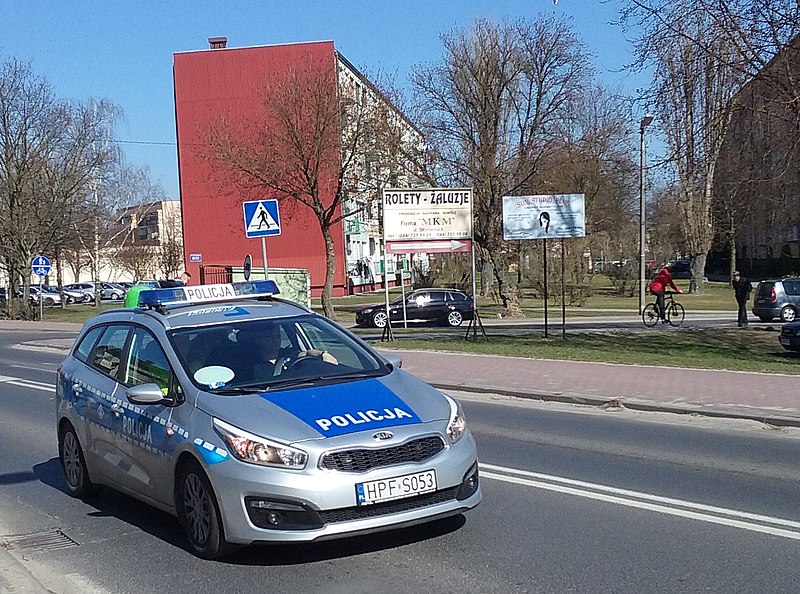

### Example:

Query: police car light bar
xmin=137 ymin=280 xmax=280 ymax=309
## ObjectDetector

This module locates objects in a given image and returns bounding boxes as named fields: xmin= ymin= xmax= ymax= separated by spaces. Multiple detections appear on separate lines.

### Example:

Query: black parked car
xmin=779 ymin=321 xmax=800 ymax=351
xmin=355 ymin=288 xmax=474 ymax=328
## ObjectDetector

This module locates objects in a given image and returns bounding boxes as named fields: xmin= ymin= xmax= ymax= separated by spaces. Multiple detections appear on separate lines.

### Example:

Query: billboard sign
xmin=502 ymin=194 xmax=586 ymax=240
xmin=383 ymin=188 xmax=472 ymax=242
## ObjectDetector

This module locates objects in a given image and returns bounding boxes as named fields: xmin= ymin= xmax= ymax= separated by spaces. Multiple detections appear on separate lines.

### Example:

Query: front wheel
xmin=668 ymin=302 xmax=685 ymax=327
xmin=372 ymin=311 xmax=389 ymax=328
xmin=642 ymin=303 xmax=659 ymax=328
xmin=43 ymin=296 xmax=55 ymax=306
xmin=177 ymin=461 xmax=233 ymax=559
xmin=445 ymin=310 xmax=464 ymax=327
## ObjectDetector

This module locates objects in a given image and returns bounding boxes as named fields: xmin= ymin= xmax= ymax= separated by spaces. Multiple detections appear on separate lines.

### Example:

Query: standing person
xmin=731 ymin=271 xmax=751 ymax=327
xmin=649 ymin=266 xmax=682 ymax=323
xmin=179 ymin=271 xmax=192 ymax=285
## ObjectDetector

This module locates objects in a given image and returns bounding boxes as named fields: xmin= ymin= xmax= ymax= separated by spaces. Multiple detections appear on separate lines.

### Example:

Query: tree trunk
xmin=489 ymin=249 xmax=522 ymax=317
xmin=728 ymin=211 xmax=736 ymax=280
xmin=480 ymin=247 xmax=494 ymax=298
xmin=320 ymin=224 xmax=337 ymax=321
xmin=689 ymin=253 xmax=707 ymax=294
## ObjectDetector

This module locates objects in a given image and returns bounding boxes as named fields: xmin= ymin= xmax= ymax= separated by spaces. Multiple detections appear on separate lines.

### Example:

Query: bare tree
xmin=621 ymin=3 xmax=747 ymax=292
xmin=0 ymin=59 xmax=116 ymax=316
xmin=204 ymin=57 xmax=412 ymax=318
xmin=411 ymin=17 xmax=591 ymax=315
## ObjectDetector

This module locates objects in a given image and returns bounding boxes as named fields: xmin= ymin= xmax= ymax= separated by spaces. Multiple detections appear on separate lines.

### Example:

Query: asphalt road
xmin=2 ymin=329 xmax=800 ymax=593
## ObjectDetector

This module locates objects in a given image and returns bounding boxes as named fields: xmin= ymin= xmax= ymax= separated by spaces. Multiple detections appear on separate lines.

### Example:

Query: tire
xmin=59 ymin=423 xmax=100 ymax=498
xmin=372 ymin=311 xmax=389 ymax=328
xmin=43 ymin=297 xmax=55 ymax=306
xmin=668 ymin=302 xmax=685 ymax=327
xmin=780 ymin=306 xmax=796 ymax=323
xmin=111 ymin=292 xmax=122 ymax=300
xmin=446 ymin=310 xmax=464 ymax=327
xmin=642 ymin=303 xmax=659 ymax=328
xmin=177 ymin=460 xmax=233 ymax=559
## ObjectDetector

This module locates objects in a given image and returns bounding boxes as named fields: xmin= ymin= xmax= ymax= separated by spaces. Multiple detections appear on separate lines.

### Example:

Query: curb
xmin=431 ymin=383 xmax=800 ymax=429
xmin=0 ymin=546 xmax=51 ymax=594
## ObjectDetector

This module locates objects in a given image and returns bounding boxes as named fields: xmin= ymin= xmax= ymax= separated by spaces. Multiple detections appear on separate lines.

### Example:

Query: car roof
xmin=83 ymin=280 xmax=311 ymax=331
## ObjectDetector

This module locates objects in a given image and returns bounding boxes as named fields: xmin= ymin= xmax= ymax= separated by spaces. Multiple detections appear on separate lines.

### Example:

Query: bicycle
xmin=642 ymin=291 xmax=685 ymax=327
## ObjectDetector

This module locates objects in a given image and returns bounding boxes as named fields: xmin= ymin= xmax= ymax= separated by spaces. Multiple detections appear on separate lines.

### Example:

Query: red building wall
xmin=173 ymin=41 xmax=347 ymax=296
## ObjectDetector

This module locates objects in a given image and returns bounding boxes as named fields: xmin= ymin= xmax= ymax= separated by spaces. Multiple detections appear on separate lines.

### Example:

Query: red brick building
xmin=174 ymin=39 xmax=352 ymax=296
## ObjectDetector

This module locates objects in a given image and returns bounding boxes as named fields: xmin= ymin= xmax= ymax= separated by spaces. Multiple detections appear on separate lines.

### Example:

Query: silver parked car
xmin=56 ymin=280 xmax=481 ymax=559
xmin=752 ymin=278 xmax=800 ymax=322
xmin=63 ymin=282 xmax=96 ymax=302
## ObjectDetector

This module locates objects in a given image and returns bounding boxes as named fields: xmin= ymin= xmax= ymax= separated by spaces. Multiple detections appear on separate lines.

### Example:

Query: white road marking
xmin=0 ymin=374 xmax=55 ymax=393
xmin=481 ymin=462 xmax=800 ymax=540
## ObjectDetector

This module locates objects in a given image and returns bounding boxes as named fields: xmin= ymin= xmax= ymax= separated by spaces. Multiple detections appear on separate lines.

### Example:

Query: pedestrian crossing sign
xmin=243 ymin=199 xmax=281 ymax=238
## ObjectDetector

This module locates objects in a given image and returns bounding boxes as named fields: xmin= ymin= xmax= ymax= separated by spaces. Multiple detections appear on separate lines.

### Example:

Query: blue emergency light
xmin=137 ymin=280 xmax=280 ymax=309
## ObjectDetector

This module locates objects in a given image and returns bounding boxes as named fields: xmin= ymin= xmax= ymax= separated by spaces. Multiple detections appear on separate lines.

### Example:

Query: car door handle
xmin=111 ymin=403 xmax=124 ymax=416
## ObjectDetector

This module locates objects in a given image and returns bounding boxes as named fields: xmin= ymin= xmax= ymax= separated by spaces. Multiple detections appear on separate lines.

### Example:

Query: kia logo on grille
xmin=373 ymin=431 xmax=394 ymax=441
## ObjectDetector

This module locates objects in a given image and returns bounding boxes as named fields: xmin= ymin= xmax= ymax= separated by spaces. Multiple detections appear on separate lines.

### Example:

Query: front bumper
xmin=207 ymin=432 xmax=481 ymax=544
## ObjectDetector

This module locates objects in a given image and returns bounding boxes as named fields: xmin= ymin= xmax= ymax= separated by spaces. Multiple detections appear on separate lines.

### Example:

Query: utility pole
xmin=639 ymin=114 xmax=653 ymax=316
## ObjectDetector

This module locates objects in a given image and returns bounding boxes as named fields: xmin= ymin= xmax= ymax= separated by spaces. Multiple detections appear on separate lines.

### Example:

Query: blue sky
xmin=1 ymin=0 xmax=642 ymax=199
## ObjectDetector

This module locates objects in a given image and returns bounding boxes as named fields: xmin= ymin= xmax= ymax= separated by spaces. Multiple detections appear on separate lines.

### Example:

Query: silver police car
xmin=56 ymin=280 xmax=481 ymax=558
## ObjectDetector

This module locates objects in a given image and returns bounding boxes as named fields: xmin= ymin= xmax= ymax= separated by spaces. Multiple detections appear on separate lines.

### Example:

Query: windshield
xmin=170 ymin=315 xmax=388 ymax=393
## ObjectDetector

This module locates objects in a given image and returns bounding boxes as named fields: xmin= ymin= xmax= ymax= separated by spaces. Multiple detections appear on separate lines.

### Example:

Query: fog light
xmin=267 ymin=511 xmax=282 ymax=526
xmin=456 ymin=464 xmax=480 ymax=501
xmin=245 ymin=497 xmax=324 ymax=530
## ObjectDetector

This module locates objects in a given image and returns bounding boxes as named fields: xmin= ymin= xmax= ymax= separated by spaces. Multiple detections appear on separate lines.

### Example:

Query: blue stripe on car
xmin=260 ymin=378 xmax=420 ymax=437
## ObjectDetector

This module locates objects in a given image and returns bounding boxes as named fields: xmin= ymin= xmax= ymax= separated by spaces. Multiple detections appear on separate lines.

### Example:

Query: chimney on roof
xmin=208 ymin=37 xmax=228 ymax=49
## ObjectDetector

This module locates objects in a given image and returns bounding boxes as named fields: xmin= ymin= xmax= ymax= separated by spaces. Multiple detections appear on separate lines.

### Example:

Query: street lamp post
xmin=639 ymin=114 xmax=653 ymax=316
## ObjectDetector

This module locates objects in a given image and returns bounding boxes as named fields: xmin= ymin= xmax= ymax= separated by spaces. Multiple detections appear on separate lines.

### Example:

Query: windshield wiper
xmin=265 ymin=370 xmax=386 ymax=391
xmin=208 ymin=385 xmax=267 ymax=395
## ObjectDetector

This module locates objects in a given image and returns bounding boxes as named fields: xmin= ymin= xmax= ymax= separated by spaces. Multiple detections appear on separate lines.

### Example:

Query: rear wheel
xmin=177 ymin=460 xmax=233 ymax=559
xmin=372 ymin=311 xmax=389 ymax=328
xmin=642 ymin=303 xmax=659 ymax=328
xmin=59 ymin=423 xmax=100 ymax=498
xmin=43 ymin=296 xmax=55 ymax=306
xmin=668 ymin=302 xmax=685 ymax=327
xmin=780 ymin=306 xmax=796 ymax=323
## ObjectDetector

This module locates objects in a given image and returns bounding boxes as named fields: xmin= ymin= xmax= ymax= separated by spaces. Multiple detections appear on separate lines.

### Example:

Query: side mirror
xmin=127 ymin=383 xmax=167 ymax=405
xmin=380 ymin=352 xmax=402 ymax=370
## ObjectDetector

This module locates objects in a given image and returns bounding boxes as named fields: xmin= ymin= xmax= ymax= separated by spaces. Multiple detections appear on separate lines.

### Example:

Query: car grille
xmin=319 ymin=436 xmax=445 ymax=472
xmin=319 ymin=487 xmax=459 ymax=524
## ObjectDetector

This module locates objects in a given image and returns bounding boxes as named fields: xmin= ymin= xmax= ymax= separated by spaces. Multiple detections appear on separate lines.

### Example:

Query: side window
xmin=784 ymin=281 xmax=800 ymax=296
xmin=74 ymin=326 xmax=104 ymax=363
xmin=124 ymin=328 xmax=174 ymax=396
xmin=91 ymin=326 xmax=130 ymax=379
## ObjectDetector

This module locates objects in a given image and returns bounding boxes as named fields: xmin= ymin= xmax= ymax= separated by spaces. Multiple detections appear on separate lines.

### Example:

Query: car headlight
xmin=213 ymin=418 xmax=307 ymax=469
xmin=443 ymin=394 xmax=467 ymax=444
xmin=360 ymin=308 xmax=373 ymax=315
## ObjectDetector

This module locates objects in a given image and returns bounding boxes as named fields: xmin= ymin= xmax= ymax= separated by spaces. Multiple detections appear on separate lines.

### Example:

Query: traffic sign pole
xmin=261 ymin=236 xmax=269 ymax=280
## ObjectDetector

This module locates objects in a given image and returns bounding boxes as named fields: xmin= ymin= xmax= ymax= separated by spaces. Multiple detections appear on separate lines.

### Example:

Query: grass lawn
xmin=29 ymin=279 xmax=785 ymax=376
xmin=366 ymin=327 xmax=800 ymax=375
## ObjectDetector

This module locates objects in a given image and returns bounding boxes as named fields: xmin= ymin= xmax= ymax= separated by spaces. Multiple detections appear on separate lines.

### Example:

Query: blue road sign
xmin=243 ymin=199 xmax=281 ymax=238
xmin=32 ymin=255 xmax=51 ymax=277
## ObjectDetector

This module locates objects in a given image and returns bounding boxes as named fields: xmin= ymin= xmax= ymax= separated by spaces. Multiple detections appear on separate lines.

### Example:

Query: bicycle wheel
xmin=642 ymin=303 xmax=660 ymax=327
xmin=667 ymin=302 xmax=685 ymax=327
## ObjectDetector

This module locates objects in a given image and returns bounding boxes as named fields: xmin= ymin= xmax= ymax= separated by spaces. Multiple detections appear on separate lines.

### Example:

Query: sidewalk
xmin=390 ymin=349 xmax=800 ymax=426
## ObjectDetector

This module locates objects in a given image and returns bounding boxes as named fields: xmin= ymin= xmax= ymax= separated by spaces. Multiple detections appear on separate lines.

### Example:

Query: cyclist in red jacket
xmin=649 ymin=266 xmax=682 ymax=323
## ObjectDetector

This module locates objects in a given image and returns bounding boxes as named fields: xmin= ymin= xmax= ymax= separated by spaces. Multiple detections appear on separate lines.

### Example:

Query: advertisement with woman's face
xmin=502 ymin=194 xmax=586 ymax=240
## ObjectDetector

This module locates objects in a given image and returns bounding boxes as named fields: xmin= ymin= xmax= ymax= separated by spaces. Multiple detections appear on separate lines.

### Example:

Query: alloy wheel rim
xmin=183 ymin=474 xmax=211 ymax=545
xmin=374 ymin=312 xmax=388 ymax=328
xmin=448 ymin=312 xmax=462 ymax=325
xmin=63 ymin=432 xmax=82 ymax=487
